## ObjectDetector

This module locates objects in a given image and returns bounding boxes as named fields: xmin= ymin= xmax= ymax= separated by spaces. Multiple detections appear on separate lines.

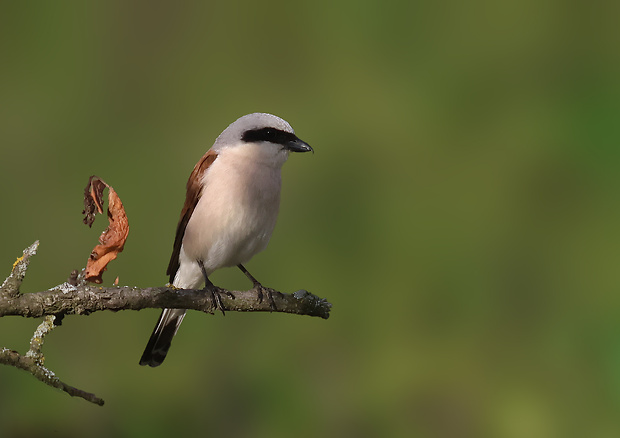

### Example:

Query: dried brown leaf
xmin=82 ymin=177 xmax=129 ymax=284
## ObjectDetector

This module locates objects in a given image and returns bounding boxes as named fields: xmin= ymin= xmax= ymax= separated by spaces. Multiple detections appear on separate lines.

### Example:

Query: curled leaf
xmin=82 ymin=176 xmax=129 ymax=284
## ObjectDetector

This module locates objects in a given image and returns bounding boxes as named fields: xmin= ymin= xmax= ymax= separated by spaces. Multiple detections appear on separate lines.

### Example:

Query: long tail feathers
xmin=139 ymin=309 xmax=187 ymax=367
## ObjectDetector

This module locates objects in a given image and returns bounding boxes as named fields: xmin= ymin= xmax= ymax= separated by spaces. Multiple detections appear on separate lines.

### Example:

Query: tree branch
xmin=0 ymin=242 xmax=330 ymax=406
xmin=0 ymin=282 xmax=331 ymax=319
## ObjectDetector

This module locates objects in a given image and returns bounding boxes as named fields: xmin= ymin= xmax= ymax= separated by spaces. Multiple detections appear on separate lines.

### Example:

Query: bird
xmin=139 ymin=113 xmax=313 ymax=367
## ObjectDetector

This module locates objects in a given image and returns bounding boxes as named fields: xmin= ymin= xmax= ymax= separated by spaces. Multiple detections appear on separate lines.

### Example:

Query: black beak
xmin=286 ymin=137 xmax=313 ymax=153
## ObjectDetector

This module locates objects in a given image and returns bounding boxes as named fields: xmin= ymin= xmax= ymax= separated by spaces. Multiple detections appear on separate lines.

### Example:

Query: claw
xmin=236 ymin=263 xmax=277 ymax=310
xmin=204 ymin=286 xmax=234 ymax=316
xmin=210 ymin=287 xmax=226 ymax=315
xmin=256 ymin=285 xmax=277 ymax=311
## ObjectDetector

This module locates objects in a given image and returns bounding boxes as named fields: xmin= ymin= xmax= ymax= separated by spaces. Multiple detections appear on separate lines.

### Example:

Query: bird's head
xmin=213 ymin=113 xmax=313 ymax=166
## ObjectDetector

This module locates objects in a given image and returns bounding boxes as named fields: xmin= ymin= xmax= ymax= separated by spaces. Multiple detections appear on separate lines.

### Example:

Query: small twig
xmin=26 ymin=315 xmax=56 ymax=363
xmin=0 ymin=240 xmax=39 ymax=298
xmin=0 ymin=316 xmax=105 ymax=405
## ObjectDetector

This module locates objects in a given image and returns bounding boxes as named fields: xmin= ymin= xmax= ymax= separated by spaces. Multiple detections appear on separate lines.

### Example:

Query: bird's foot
xmin=204 ymin=285 xmax=234 ymax=316
xmin=235 ymin=264 xmax=278 ymax=311
xmin=254 ymin=284 xmax=279 ymax=311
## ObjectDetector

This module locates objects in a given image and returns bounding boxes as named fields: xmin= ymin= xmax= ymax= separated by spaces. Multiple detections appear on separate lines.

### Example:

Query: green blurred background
xmin=1 ymin=1 xmax=620 ymax=437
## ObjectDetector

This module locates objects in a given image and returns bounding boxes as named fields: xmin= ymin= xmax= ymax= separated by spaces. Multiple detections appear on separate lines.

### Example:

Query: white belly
xmin=181 ymin=151 xmax=282 ymax=274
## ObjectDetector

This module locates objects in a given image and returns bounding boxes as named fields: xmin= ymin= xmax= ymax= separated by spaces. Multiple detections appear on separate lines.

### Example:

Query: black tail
xmin=139 ymin=309 xmax=187 ymax=367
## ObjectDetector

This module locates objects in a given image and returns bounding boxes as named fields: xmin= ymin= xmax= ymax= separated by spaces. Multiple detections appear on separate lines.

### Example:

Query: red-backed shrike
xmin=139 ymin=113 xmax=312 ymax=367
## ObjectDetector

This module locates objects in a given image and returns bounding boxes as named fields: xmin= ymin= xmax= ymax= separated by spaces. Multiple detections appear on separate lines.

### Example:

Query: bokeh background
xmin=1 ymin=1 xmax=619 ymax=437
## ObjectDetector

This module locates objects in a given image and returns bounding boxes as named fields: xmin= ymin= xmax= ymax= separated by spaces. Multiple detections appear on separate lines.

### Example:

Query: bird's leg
xmin=237 ymin=264 xmax=277 ymax=310
xmin=198 ymin=260 xmax=232 ymax=315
